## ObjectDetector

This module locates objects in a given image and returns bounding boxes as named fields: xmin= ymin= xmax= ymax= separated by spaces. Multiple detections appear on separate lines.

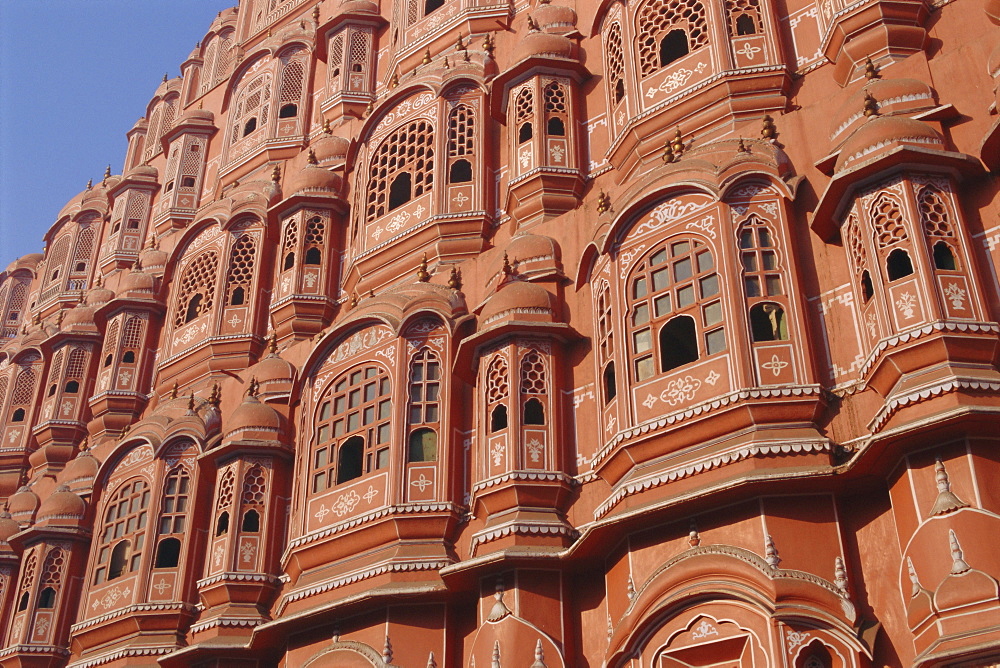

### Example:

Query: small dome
xmin=338 ymin=0 xmax=380 ymax=15
xmin=534 ymin=0 xmax=578 ymax=33
xmin=85 ymin=279 xmax=115 ymax=306
xmin=480 ymin=280 xmax=557 ymax=325
xmin=8 ymin=486 xmax=39 ymax=522
xmin=0 ymin=511 xmax=19 ymax=543
xmin=119 ymin=267 xmax=156 ymax=297
xmin=835 ymin=115 xmax=943 ymax=172
xmin=312 ymin=134 xmax=351 ymax=162
xmin=139 ymin=243 xmax=168 ymax=274
xmin=125 ymin=164 xmax=158 ymax=181
xmin=61 ymin=303 xmax=98 ymax=331
xmin=256 ymin=353 xmax=296 ymax=387
xmin=831 ymin=77 xmax=937 ymax=145
xmin=935 ymin=568 xmax=1000 ymax=611
xmin=225 ymin=394 xmax=283 ymax=439
xmin=63 ymin=448 xmax=100 ymax=484
xmin=37 ymin=485 xmax=86 ymax=522
xmin=286 ymin=164 xmax=342 ymax=196
xmin=514 ymin=30 xmax=575 ymax=62
xmin=503 ymin=233 xmax=563 ymax=277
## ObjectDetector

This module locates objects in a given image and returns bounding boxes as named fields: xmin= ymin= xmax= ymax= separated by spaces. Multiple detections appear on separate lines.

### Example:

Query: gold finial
xmin=313 ymin=4 xmax=321 ymax=22
xmin=443 ymin=56 xmax=450 ymax=69
xmin=483 ymin=32 xmax=495 ymax=57
xmin=457 ymin=34 xmax=467 ymax=52
xmin=323 ymin=119 xmax=333 ymax=134
xmin=761 ymin=114 xmax=776 ymax=140
xmin=670 ymin=128 xmax=684 ymax=158
xmin=32 ymin=312 xmax=41 ymax=327
xmin=448 ymin=266 xmax=463 ymax=290
xmin=104 ymin=164 xmax=112 ymax=183
xmin=247 ymin=377 xmax=260 ymax=397
xmin=365 ymin=99 xmax=374 ymax=117
xmin=209 ymin=383 xmax=221 ymax=407
xmin=350 ymin=292 xmax=359 ymax=307
xmin=390 ymin=72 xmax=399 ymax=88
xmin=170 ymin=382 xmax=179 ymax=399
xmin=737 ymin=137 xmax=749 ymax=153
xmin=596 ymin=191 xmax=611 ymax=213
xmin=417 ymin=253 xmax=431 ymax=282
xmin=267 ymin=27 xmax=272 ymax=37
xmin=198 ymin=100 xmax=203 ymax=110
xmin=662 ymin=137 xmax=674 ymax=163
xmin=187 ymin=392 xmax=196 ymax=411
xmin=271 ymin=164 xmax=281 ymax=182
xmin=422 ymin=49 xmax=432 ymax=66
xmin=863 ymin=91 xmax=879 ymax=117
xmin=502 ymin=252 xmax=512 ymax=276
xmin=864 ymin=56 xmax=879 ymax=80
xmin=86 ymin=178 xmax=93 ymax=190
xmin=307 ymin=148 xmax=318 ymax=165
xmin=268 ymin=332 xmax=278 ymax=354
xmin=527 ymin=15 xmax=539 ymax=31
xmin=122 ymin=423 xmax=131 ymax=436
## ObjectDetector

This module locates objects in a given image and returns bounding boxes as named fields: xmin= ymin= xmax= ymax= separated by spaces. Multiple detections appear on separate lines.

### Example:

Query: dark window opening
xmin=12 ymin=408 xmax=25 ymax=422
xmin=519 ymin=122 xmax=533 ymax=144
xmin=185 ymin=293 xmax=203 ymax=323
xmin=17 ymin=592 xmax=29 ymax=612
xmin=104 ymin=354 xmax=113 ymax=367
xmin=603 ymin=362 xmax=617 ymax=403
xmin=216 ymin=511 xmax=230 ymax=536
xmin=861 ymin=270 xmax=874 ymax=303
xmin=241 ymin=509 xmax=260 ymax=533
xmin=388 ymin=172 xmax=413 ymax=211
xmin=736 ymin=13 xmax=757 ymax=35
xmin=614 ymin=80 xmax=625 ymax=104
xmin=491 ymin=404 xmax=508 ymax=432
xmin=337 ymin=436 xmax=365 ymax=484
xmin=524 ymin=398 xmax=545 ymax=425
xmin=122 ymin=351 xmax=136 ymax=364
xmin=425 ymin=0 xmax=445 ymax=14
xmin=283 ymin=252 xmax=295 ymax=271
xmin=659 ymin=315 xmax=698 ymax=372
xmin=230 ymin=286 xmax=246 ymax=306
xmin=48 ymin=383 xmax=57 ymax=397
xmin=305 ymin=247 xmax=322 ymax=265
xmin=128 ymin=218 xmax=140 ymax=229
xmin=243 ymin=117 xmax=258 ymax=136
xmin=351 ymin=63 xmax=363 ymax=72
xmin=75 ymin=262 xmax=87 ymax=272
xmin=51 ymin=269 xmax=60 ymax=281
xmin=279 ymin=103 xmax=298 ymax=119
xmin=887 ymin=248 xmax=914 ymax=281
xmin=750 ymin=303 xmax=788 ymax=342
xmin=113 ymin=222 xmax=122 ymax=233
xmin=449 ymin=159 xmax=473 ymax=184
xmin=547 ymin=117 xmax=565 ymax=136
xmin=181 ymin=176 xmax=196 ymax=188
xmin=65 ymin=380 xmax=80 ymax=394
xmin=164 ymin=181 xmax=174 ymax=193
xmin=409 ymin=428 xmax=438 ymax=462
xmin=108 ymin=540 xmax=130 ymax=580
xmin=38 ymin=587 xmax=56 ymax=609
xmin=933 ymin=241 xmax=957 ymax=270
xmin=332 ymin=67 xmax=341 ymax=78
xmin=154 ymin=537 xmax=181 ymax=568
xmin=659 ymin=29 xmax=689 ymax=67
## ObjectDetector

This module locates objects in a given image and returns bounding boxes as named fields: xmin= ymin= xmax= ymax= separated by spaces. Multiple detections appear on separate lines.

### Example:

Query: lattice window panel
xmin=46 ymin=236 xmax=71 ymax=287
xmin=407 ymin=0 xmax=420 ymax=25
xmin=606 ymin=23 xmax=626 ymax=103
xmin=217 ymin=469 xmax=236 ymax=511
xmin=67 ymin=348 xmax=88 ymax=380
xmin=159 ymin=468 xmax=190 ymax=536
xmin=520 ymin=350 xmax=548 ymax=394
xmin=180 ymin=140 xmax=203 ymax=178
xmin=225 ymin=234 xmax=257 ymax=302
xmin=918 ymin=187 xmax=955 ymax=237
xmin=0 ymin=377 xmax=8 ymax=411
xmin=95 ymin=478 xmax=150 ymax=584
xmin=71 ymin=227 xmax=96 ymax=274
xmin=174 ymin=251 xmax=219 ymax=327
xmin=486 ymin=356 xmax=509 ymax=403
xmin=230 ymin=74 xmax=272 ymax=146
xmin=41 ymin=548 xmax=64 ymax=587
xmin=329 ymin=34 xmax=345 ymax=78
xmin=200 ymin=41 xmax=218 ymax=95
xmin=11 ymin=368 xmax=35 ymax=406
xmin=349 ymin=31 xmax=369 ymax=73
xmin=365 ymin=119 xmax=435 ymax=222
xmin=213 ymin=31 xmax=234 ymax=86
xmin=46 ymin=350 xmax=65 ymax=387
xmin=241 ymin=466 xmax=266 ymax=507
xmin=126 ymin=192 xmax=148 ymax=228
xmin=166 ymin=148 xmax=181 ymax=183
xmin=122 ymin=316 xmax=144 ymax=349
xmin=597 ymin=285 xmax=615 ymax=361
xmin=3 ymin=281 xmax=28 ymax=336
xmin=305 ymin=215 xmax=325 ymax=248
xmin=279 ymin=56 xmax=305 ymax=104
xmin=19 ymin=553 xmax=37 ymax=597
xmin=637 ymin=0 xmax=709 ymax=77
xmin=448 ymin=105 xmax=475 ymax=157
xmin=145 ymin=107 xmax=163 ymax=160
xmin=161 ymin=99 xmax=176 ymax=137
xmin=103 ymin=319 xmax=121 ymax=359
xmin=408 ymin=348 xmax=441 ymax=424
xmin=282 ymin=219 xmax=298 ymax=253
xmin=544 ymin=83 xmax=568 ymax=114
xmin=515 ymin=88 xmax=534 ymax=123
xmin=844 ymin=216 xmax=867 ymax=273
xmin=871 ymin=194 xmax=908 ymax=248
xmin=724 ymin=0 xmax=762 ymax=35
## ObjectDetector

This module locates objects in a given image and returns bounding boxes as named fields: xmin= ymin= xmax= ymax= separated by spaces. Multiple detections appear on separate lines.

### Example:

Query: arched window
xmin=739 ymin=216 xmax=782 ymax=298
xmin=65 ymin=380 xmax=80 ymax=393
xmin=239 ymin=465 xmax=266 ymax=534
xmin=216 ymin=511 xmax=230 ymax=536
xmin=543 ymin=82 xmax=568 ymax=140
xmin=366 ymin=119 xmax=435 ymax=222
xmin=749 ymin=303 xmax=788 ymax=341
xmin=277 ymin=48 xmax=306 ymax=124
xmin=629 ymin=239 xmax=723 ymax=380
xmin=284 ymin=252 xmax=296 ymax=270
xmin=409 ymin=348 xmax=441 ymax=426
xmin=519 ymin=122 xmax=534 ymax=143
xmin=12 ymin=408 xmax=25 ymax=422
xmin=933 ymin=241 xmax=957 ymax=270
xmin=450 ymin=158 xmax=473 ymax=183
xmin=886 ymin=248 xmax=914 ymax=280
xmin=174 ymin=250 xmax=219 ymax=327
xmin=547 ymin=118 xmax=566 ymax=136
xmin=871 ymin=193 xmax=908 ymax=248
xmin=16 ymin=553 xmax=36 ymax=612
xmin=108 ymin=540 xmax=130 ymax=580
xmin=515 ymin=88 xmax=534 ymax=144
xmin=596 ymin=285 xmax=616 ymax=402
xmin=154 ymin=538 xmax=181 ymax=568
xmin=304 ymin=247 xmax=322 ymax=265
xmin=304 ymin=215 xmax=326 ymax=267
xmin=519 ymin=349 xmax=548 ymax=425
xmin=447 ymin=103 xmax=476 ymax=185
xmin=94 ymin=478 xmax=149 ymax=584
xmin=279 ymin=103 xmax=298 ymax=118
xmin=637 ymin=0 xmax=708 ymax=76
xmin=38 ymin=587 xmax=56 ymax=609
xmin=603 ymin=362 xmax=617 ymax=402
xmin=425 ymin=0 xmax=445 ymax=13
xmin=861 ymin=270 xmax=874 ymax=302
xmin=38 ymin=548 xmax=64 ymax=610
xmin=486 ymin=355 xmax=510 ymax=432
xmin=524 ymin=398 xmax=545 ymax=425
xmin=241 ymin=509 xmax=260 ymax=532
xmin=229 ymin=70 xmax=273 ymax=156
xmin=313 ymin=364 xmax=393 ymax=492
xmin=491 ymin=404 xmax=509 ymax=432
xmin=409 ymin=427 xmax=438 ymax=462
xmin=605 ymin=23 xmax=626 ymax=105
xmin=726 ymin=0 xmax=762 ymax=35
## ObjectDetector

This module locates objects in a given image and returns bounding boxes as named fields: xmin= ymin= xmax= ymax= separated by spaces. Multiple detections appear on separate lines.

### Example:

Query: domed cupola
xmin=36 ymin=484 xmax=86 ymax=527
xmin=480 ymin=279 xmax=559 ymax=328
xmin=514 ymin=28 xmax=576 ymax=63
xmin=85 ymin=275 xmax=115 ymax=307
xmin=61 ymin=300 xmax=99 ymax=334
xmin=499 ymin=234 xmax=564 ymax=280
xmin=8 ymin=485 xmax=40 ymax=525
xmin=62 ymin=446 xmax=100 ymax=493
xmin=117 ymin=262 xmax=157 ymax=300
xmin=253 ymin=336 xmax=297 ymax=400
xmin=137 ymin=237 xmax=168 ymax=276
xmin=533 ymin=0 xmax=579 ymax=36
xmin=830 ymin=76 xmax=939 ymax=149
xmin=223 ymin=387 xmax=285 ymax=443
xmin=835 ymin=115 xmax=945 ymax=173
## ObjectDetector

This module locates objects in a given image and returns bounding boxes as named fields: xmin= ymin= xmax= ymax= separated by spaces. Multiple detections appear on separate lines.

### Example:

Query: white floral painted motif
xmin=895 ymin=292 xmax=917 ymax=319
xmin=943 ymin=283 xmax=966 ymax=310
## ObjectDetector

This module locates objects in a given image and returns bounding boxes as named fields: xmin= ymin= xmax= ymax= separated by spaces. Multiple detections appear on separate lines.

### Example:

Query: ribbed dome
xmin=286 ymin=164 xmax=342 ymax=196
xmin=534 ymin=0 xmax=577 ymax=33
xmin=37 ymin=485 xmax=86 ymax=522
xmin=139 ymin=243 xmax=168 ymax=274
xmin=124 ymin=164 xmax=158 ymax=180
xmin=312 ymin=134 xmax=351 ymax=162
xmin=831 ymin=78 xmax=937 ymax=145
xmin=503 ymin=233 xmax=562 ymax=276
xmin=63 ymin=449 xmax=100 ymax=483
xmin=338 ymin=0 xmax=379 ymax=15
xmin=86 ymin=279 xmax=115 ymax=306
xmin=226 ymin=394 xmax=283 ymax=438
xmin=514 ymin=30 xmax=575 ymax=62
xmin=836 ymin=116 xmax=943 ymax=172
xmin=62 ymin=303 xmax=98 ymax=331
xmin=480 ymin=280 xmax=557 ymax=325
xmin=119 ymin=267 xmax=156 ymax=297
xmin=0 ymin=511 xmax=19 ymax=543
xmin=8 ymin=486 xmax=39 ymax=522
xmin=256 ymin=353 xmax=296 ymax=386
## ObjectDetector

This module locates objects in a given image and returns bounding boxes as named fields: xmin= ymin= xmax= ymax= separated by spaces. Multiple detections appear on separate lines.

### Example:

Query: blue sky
xmin=0 ymin=0 xmax=235 ymax=270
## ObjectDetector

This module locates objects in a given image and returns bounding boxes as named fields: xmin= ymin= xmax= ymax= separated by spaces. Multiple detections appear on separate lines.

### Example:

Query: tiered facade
xmin=2 ymin=0 xmax=1000 ymax=665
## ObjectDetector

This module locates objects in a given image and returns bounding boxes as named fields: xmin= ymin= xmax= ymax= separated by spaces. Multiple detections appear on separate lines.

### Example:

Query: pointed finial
xmin=350 ymin=292 xmax=359 ymax=308
xmin=487 ymin=578 xmax=512 ymax=621
xmin=502 ymin=252 xmax=512 ymax=276
xmin=382 ymin=636 xmax=393 ymax=663
xmin=929 ymin=457 xmax=969 ymax=516
xmin=323 ymin=119 xmax=333 ymax=134
xmin=209 ymin=383 xmax=221 ymax=407
xmin=834 ymin=556 xmax=849 ymax=597
xmin=443 ymin=56 xmax=450 ymax=69
xmin=271 ymin=164 xmax=281 ymax=182
xmin=104 ymin=164 xmax=112 ymax=183
xmin=761 ymin=113 xmax=776 ymax=140
xmin=864 ymin=56 xmax=879 ymax=80
xmin=247 ymin=377 xmax=260 ymax=397
xmin=689 ymin=520 xmax=701 ymax=547
xmin=313 ymin=4 xmax=321 ymax=22
xmin=56 ymin=310 xmax=64 ymax=328
xmin=187 ymin=392 xmax=196 ymax=411
xmin=390 ymin=72 xmax=399 ymax=88
xmin=427 ymin=652 xmax=438 ymax=668
xmin=95 ymin=274 xmax=102 ymax=287
xmin=307 ymin=148 xmax=318 ymax=165
xmin=86 ymin=178 xmax=93 ymax=190
xmin=365 ymin=99 xmax=374 ymax=117
xmin=483 ymin=33 xmax=495 ymax=57
xmin=163 ymin=73 xmax=169 ymax=83
xmin=737 ymin=137 xmax=749 ymax=153
xmin=596 ymin=190 xmax=611 ymax=213
xmin=198 ymin=100 xmax=204 ymax=110
xmin=417 ymin=253 xmax=431 ymax=282
xmin=422 ymin=49 xmax=432 ymax=66
xmin=662 ymin=137 xmax=675 ymax=163
xmin=626 ymin=575 xmax=636 ymax=601
xmin=949 ymin=529 xmax=970 ymax=574
xmin=907 ymin=557 xmax=922 ymax=597
xmin=863 ymin=92 xmax=879 ymax=117
xmin=530 ymin=639 xmax=548 ymax=668
xmin=492 ymin=640 xmax=501 ymax=668
xmin=527 ymin=15 xmax=540 ymax=31
xmin=170 ymin=382 xmax=179 ymax=399
xmin=764 ymin=535 xmax=781 ymax=568
xmin=268 ymin=332 xmax=278 ymax=354
xmin=670 ymin=127 xmax=684 ymax=158
xmin=457 ymin=33 xmax=467 ymax=53
xmin=448 ymin=266 xmax=463 ymax=291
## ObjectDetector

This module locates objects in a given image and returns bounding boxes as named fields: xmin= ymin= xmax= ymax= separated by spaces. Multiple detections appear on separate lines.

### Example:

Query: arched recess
xmin=301 ymin=640 xmax=399 ymax=667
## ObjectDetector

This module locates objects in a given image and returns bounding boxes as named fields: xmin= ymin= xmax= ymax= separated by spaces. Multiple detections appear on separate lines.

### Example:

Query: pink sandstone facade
xmin=2 ymin=0 xmax=1000 ymax=665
